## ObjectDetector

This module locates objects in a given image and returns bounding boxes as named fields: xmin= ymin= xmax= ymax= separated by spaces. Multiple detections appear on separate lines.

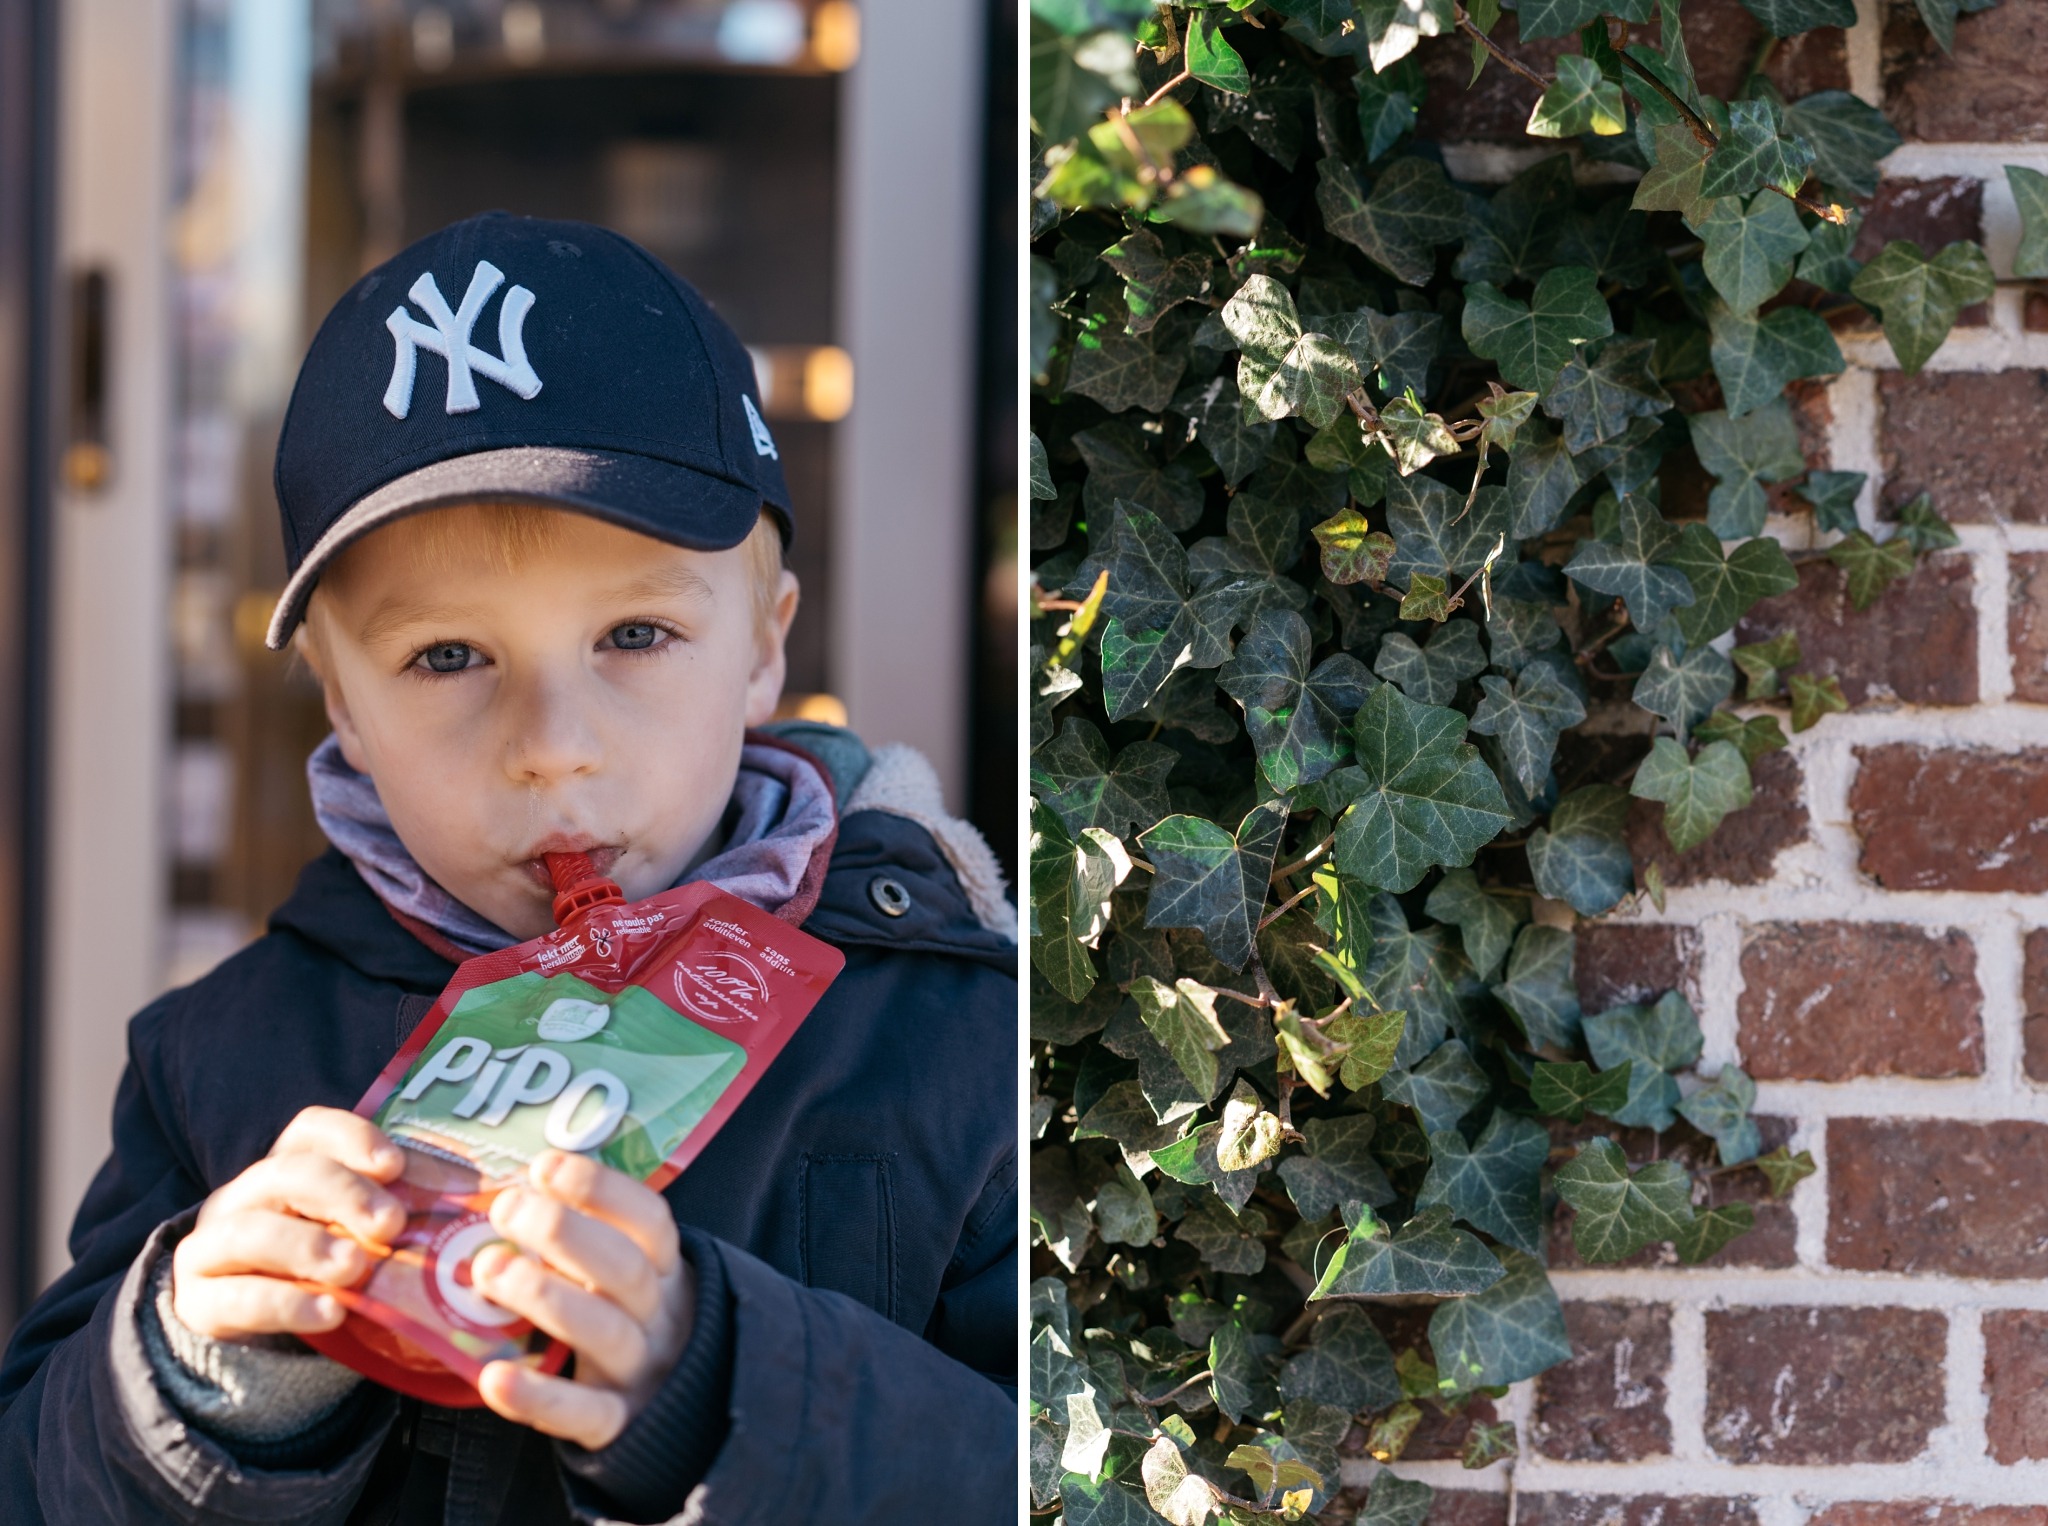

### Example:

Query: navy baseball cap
xmin=265 ymin=211 xmax=792 ymax=649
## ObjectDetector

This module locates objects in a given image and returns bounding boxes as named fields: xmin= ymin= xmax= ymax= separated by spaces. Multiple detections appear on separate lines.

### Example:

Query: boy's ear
xmin=743 ymin=569 xmax=801 ymax=727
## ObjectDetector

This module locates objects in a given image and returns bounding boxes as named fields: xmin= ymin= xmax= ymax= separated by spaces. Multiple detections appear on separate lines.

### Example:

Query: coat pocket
xmin=797 ymin=1153 xmax=898 ymax=1321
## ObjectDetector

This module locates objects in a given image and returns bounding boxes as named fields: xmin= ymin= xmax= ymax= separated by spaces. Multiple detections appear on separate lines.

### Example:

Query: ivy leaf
xmin=1030 ymin=432 xmax=1055 ymax=500
xmin=1356 ymin=61 xmax=1424 ymax=161
xmin=1797 ymin=212 xmax=1863 ymax=293
xmin=1583 ymin=988 xmax=1705 ymax=1130
xmin=1383 ymin=1038 xmax=1490 ymax=1136
xmin=1689 ymin=402 xmax=1807 ymax=538
xmin=1461 ymin=267 xmax=1613 ymax=392
xmin=1754 ymin=1144 xmax=1818 ymax=1195
xmin=1894 ymin=491 xmax=1959 ymax=552
xmin=1350 ymin=892 xmax=1472 ymax=1068
xmin=1632 ymin=121 xmax=1712 ymax=224
xmin=1783 ymin=90 xmax=1900 ymax=200
xmin=1359 ymin=1473 xmax=1434 ymax=1526
xmin=1516 ymin=0 xmax=1626 ymax=39
xmin=1666 ymin=524 xmax=1800 ymax=645
xmin=1174 ymin=374 xmax=1275 ymax=489
xmin=2011 ymin=165 xmax=2048 ymax=279
xmin=1178 ymin=1199 xmax=1270 ymax=1277
xmin=1788 ymin=671 xmax=1849 ymax=731
xmin=1139 ymin=802 xmax=1289 ymax=970
xmin=1562 ymin=492 xmax=1694 ymax=633
xmin=1031 ymin=718 xmax=1179 ymax=838
xmin=1308 ymin=1203 xmax=1505 ymax=1299
xmin=1316 ymin=156 xmax=1466 ymax=287
xmin=1427 ymin=1246 xmax=1572 ymax=1391
xmin=1400 ymin=574 xmax=1452 ymax=622
xmin=1278 ymin=1114 xmax=1398 ymax=1218
xmin=1463 ymin=1421 xmax=1519 ymax=1470
xmin=1131 ymin=975 xmax=1232 ymax=1099
xmin=1100 ymin=230 xmax=1216 ymax=335
xmin=1154 ymin=163 xmax=1266 ymax=237
xmin=1216 ymin=1077 xmax=1286 ymax=1173
xmin=1456 ymin=154 xmax=1575 ymax=286
xmin=1306 ymin=412 xmax=1390 ymax=502
xmin=1031 ymin=801 xmax=1129 ymax=1001
xmin=1323 ymin=684 xmax=1515 ymax=893
xmin=1506 ymin=424 xmax=1587 ymax=537
xmin=1423 ymin=866 xmax=1526 ymax=981
xmin=1068 ymin=310 xmax=1189 ymax=415
xmin=1698 ymin=192 xmax=1810 ymax=317
xmin=1541 ymin=338 xmax=1671 ymax=453
xmin=1100 ymin=619 xmax=1195 ymax=723
xmin=1796 ymin=469 xmax=1865 ymax=534
xmin=1675 ymin=1202 xmax=1755 ymax=1264
xmin=1073 ymin=422 xmax=1205 ymax=531
xmin=1075 ymin=1079 xmax=1190 ymax=1157
xmin=1633 ymin=734 xmax=1751 ymax=849
xmin=1677 ymin=1064 xmax=1762 ymax=1165
xmin=1354 ymin=0 xmax=1456 ymax=72
xmin=1073 ymin=501 xmax=1192 ymax=635
xmin=1328 ymin=1002 xmax=1410 ymax=1089
xmin=1312 ymin=508 xmax=1397 ymax=585
xmin=1491 ymin=923 xmax=1583 ymax=1051
xmin=1226 ymin=1444 xmax=1323 ymax=1506
xmin=1528 ymin=54 xmax=1628 ymax=138
xmin=1220 ymin=608 xmax=1377 ymax=792
xmin=1695 ymin=710 xmax=1789 ymax=763
xmin=1185 ymin=8 xmax=1251 ymax=93
xmin=1279 ymin=1306 xmax=1401 ymax=1413
xmin=1365 ymin=310 xmax=1446 ymax=396
xmin=1737 ymin=0 xmax=1855 ymax=34
xmin=1826 ymin=528 xmax=1917 ymax=610
xmin=1470 ymin=665 xmax=1587 ymax=796
xmin=1850 ymin=239 xmax=1996 ymax=374
xmin=1530 ymin=1058 xmax=1635 ymax=1122
xmin=1417 ymin=1111 xmax=1549 ymax=1253
xmin=1553 ymin=1136 xmax=1697 ymax=1262
xmin=1700 ymin=98 xmax=1815 ymax=199
xmin=1093 ymin=1162 xmax=1160 ymax=1246
xmin=1060 ymin=1474 xmax=1173 ymax=1526
xmin=1378 ymin=393 xmax=1460 ymax=474
xmin=1220 ymin=275 xmax=1363 ymax=428
xmin=1384 ymin=472 xmax=1514 ymax=586
xmin=1528 ymin=784 xmax=1634 ymax=917
xmin=1029 ymin=23 xmax=1126 ymax=142
xmin=1374 ymin=620 xmax=1488 ymax=706
xmin=1708 ymin=301 xmax=1843 ymax=419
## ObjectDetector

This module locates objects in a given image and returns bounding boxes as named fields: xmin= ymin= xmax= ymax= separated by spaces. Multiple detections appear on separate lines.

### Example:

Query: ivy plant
xmin=1029 ymin=2 xmax=2019 ymax=1521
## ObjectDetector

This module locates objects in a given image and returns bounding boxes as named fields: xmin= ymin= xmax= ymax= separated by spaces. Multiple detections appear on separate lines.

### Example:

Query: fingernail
xmin=372 ymin=1147 xmax=403 ymax=1174
xmin=532 ymin=1153 xmax=562 ymax=1188
xmin=314 ymin=1295 xmax=342 ymax=1323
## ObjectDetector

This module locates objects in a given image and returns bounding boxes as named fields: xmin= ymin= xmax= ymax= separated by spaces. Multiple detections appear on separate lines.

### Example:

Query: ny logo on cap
xmin=383 ymin=259 xmax=543 ymax=420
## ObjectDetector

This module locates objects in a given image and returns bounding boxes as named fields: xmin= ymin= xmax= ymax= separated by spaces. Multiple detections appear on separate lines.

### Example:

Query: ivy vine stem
xmin=1453 ymin=4 xmax=1551 ymax=92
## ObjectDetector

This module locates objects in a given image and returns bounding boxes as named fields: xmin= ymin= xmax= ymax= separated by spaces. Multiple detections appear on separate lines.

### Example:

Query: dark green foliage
xmin=1029 ymin=3 xmax=1981 ymax=1517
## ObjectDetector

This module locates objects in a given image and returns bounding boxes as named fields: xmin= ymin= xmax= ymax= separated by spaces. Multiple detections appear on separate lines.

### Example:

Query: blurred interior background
xmin=0 ymin=0 xmax=1017 ymax=1332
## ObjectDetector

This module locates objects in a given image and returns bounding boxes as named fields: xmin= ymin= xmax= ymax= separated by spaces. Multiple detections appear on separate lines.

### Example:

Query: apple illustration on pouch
xmin=535 ymin=997 xmax=611 ymax=1042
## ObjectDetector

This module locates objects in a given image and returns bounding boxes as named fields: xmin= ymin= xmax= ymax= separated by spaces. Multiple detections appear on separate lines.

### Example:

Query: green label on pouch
xmin=374 ymin=971 xmax=747 ymax=1180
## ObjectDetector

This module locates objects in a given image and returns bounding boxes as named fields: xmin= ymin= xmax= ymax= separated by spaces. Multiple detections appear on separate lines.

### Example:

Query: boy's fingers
xmin=172 ymin=1272 xmax=346 ymax=1341
xmin=488 ymin=1187 xmax=660 ymax=1324
xmin=270 ymin=1107 xmax=405 ymax=1182
xmin=178 ymin=1209 xmax=369 ymax=1286
xmin=529 ymin=1152 xmax=681 ymax=1277
xmin=470 ymin=1245 xmax=647 ymax=1383
xmin=477 ymin=1361 xmax=629 ymax=1452
xmin=203 ymin=1153 xmax=405 ymax=1244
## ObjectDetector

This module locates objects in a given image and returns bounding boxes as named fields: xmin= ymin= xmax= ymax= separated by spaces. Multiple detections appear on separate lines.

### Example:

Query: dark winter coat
xmin=0 ymin=781 xmax=1017 ymax=1524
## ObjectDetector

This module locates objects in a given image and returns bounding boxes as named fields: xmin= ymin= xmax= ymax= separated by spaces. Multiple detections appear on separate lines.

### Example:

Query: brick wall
xmin=1388 ymin=2 xmax=2048 ymax=1521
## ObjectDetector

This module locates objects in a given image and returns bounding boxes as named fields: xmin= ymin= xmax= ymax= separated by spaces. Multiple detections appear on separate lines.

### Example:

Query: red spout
xmin=543 ymin=851 xmax=625 ymax=927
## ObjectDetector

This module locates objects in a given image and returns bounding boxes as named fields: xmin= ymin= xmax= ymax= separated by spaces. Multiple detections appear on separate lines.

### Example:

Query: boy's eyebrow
xmin=607 ymin=565 xmax=717 ymax=604
xmin=357 ymin=596 xmax=480 ymax=648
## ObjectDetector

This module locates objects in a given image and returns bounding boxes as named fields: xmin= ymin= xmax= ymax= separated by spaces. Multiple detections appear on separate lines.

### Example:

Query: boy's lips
xmin=517 ymin=840 xmax=623 ymax=889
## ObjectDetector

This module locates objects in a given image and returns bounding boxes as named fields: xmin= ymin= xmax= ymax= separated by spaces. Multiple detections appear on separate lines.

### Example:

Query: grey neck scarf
xmin=307 ymin=733 xmax=838 ymax=958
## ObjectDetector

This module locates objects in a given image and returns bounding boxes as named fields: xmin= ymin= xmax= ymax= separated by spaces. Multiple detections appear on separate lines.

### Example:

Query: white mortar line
xmin=1977 ymin=914 xmax=2026 ymax=1100
xmin=1840 ymin=325 xmax=2048 ymax=372
xmin=1695 ymin=914 xmax=1744 ymax=1073
xmin=1548 ymin=1267 xmax=2048 ymax=1308
xmin=1666 ymin=1300 xmax=1709 ymax=1464
xmin=1847 ymin=0 xmax=1883 ymax=105
xmin=1822 ymin=368 xmax=1882 ymax=534
xmin=1488 ymin=1458 xmax=2048 ymax=1502
xmin=1975 ymin=540 xmax=2015 ymax=704
xmin=1945 ymin=1304 xmax=1990 ymax=1471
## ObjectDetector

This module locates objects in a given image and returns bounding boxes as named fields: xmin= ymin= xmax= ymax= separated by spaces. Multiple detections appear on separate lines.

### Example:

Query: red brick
xmin=1880 ymin=371 xmax=2048 ymax=523
xmin=1984 ymin=1309 xmax=2048 ymax=1463
xmin=1628 ymin=749 xmax=1808 ymax=886
xmin=1884 ymin=0 xmax=2048 ymax=142
xmin=1575 ymin=923 xmax=1701 ymax=1013
xmin=2007 ymin=552 xmax=2048 ymax=704
xmin=2025 ymin=928 xmax=2048 ymax=1084
xmin=1737 ymin=554 xmax=1976 ymax=708
xmin=1828 ymin=1118 xmax=2048 ymax=1277
xmin=1425 ymin=1495 xmax=1510 ymax=1526
xmin=1705 ymin=1306 xmax=1946 ymax=1464
xmin=1853 ymin=177 xmax=1986 ymax=262
xmin=1738 ymin=922 xmax=1983 ymax=1081
xmin=1852 ymin=746 xmax=2048 ymax=893
xmin=1531 ymin=1302 xmax=1671 ymax=1461
xmin=2026 ymin=287 xmax=2048 ymax=334
xmin=1549 ymin=1117 xmax=1798 ymax=1271
xmin=1519 ymin=1498 xmax=1759 ymax=1526
xmin=1811 ymin=1509 xmax=2048 ymax=1526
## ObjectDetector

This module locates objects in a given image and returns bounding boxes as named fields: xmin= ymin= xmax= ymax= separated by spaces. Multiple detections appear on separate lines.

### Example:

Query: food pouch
xmin=299 ymin=851 xmax=843 ymax=1405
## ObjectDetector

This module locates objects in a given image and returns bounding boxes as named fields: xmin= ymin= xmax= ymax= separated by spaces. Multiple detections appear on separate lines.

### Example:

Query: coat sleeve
xmin=0 ymin=1018 xmax=399 ymax=1525
xmin=556 ymin=1151 xmax=1018 ymax=1526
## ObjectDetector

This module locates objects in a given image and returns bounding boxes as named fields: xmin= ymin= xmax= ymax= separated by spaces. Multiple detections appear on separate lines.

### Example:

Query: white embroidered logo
xmin=741 ymin=393 xmax=779 ymax=459
xmin=383 ymin=259 xmax=543 ymax=420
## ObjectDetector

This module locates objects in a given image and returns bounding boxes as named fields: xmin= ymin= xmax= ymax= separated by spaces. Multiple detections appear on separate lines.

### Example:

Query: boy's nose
xmin=499 ymin=670 xmax=604 ymax=785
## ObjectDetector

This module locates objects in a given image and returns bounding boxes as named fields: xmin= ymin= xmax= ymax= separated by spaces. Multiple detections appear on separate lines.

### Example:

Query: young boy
xmin=0 ymin=212 xmax=1018 ymax=1524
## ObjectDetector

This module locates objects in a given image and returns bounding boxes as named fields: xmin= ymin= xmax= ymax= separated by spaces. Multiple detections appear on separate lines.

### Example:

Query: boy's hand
xmin=471 ymin=1150 xmax=694 ymax=1452
xmin=171 ymin=1106 xmax=406 ymax=1341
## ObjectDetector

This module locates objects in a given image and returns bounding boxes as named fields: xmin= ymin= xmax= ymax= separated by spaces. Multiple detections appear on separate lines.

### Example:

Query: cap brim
xmin=265 ymin=445 xmax=777 ymax=650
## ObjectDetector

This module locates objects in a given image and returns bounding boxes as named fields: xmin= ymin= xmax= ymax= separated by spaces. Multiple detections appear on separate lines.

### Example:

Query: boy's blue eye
xmin=421 ymin=642 xmax=474 ymax=673
xmin=610 ymin=623 xmax=661 ymax=651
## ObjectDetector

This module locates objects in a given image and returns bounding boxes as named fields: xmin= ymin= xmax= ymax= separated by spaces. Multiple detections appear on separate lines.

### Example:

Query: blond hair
xmin=300 ymin=502 xmax=785 ymax=666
